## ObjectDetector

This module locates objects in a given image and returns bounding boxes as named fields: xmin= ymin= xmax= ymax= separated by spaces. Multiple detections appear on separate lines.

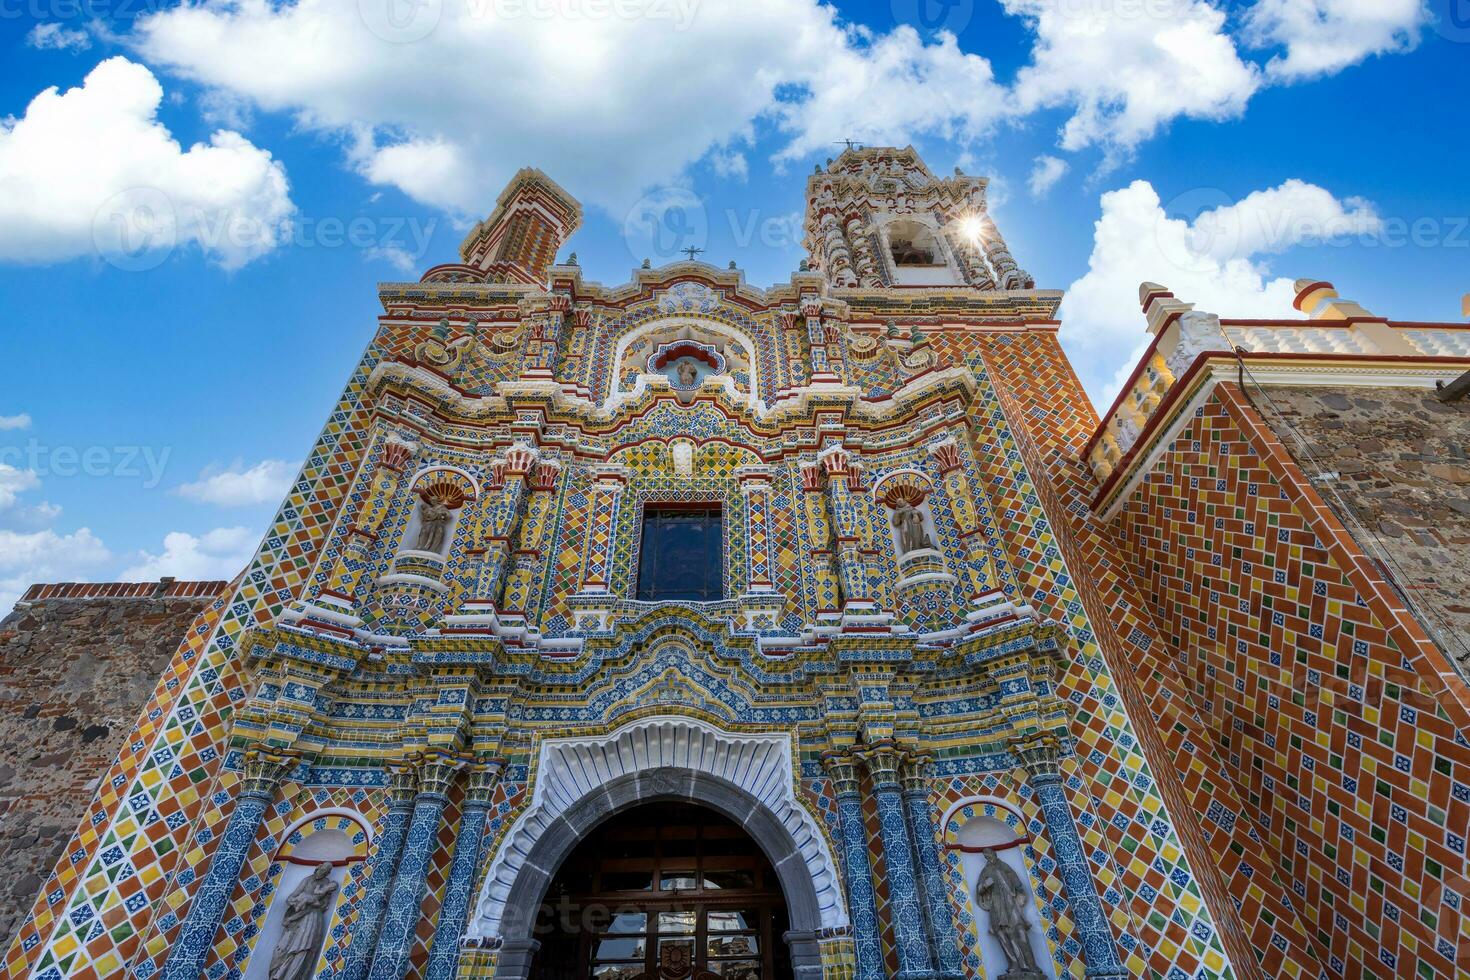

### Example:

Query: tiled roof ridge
xmin=19 ymin=578 xmax=229 ymax=602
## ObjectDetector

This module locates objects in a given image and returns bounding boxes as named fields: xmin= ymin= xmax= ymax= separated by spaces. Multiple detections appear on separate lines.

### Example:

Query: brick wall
xmin=1255 ymin=385 xmax=1470 ymax=674
xmin=0 ymin=580 xmax=226 ymax=947
xmin=1111 ymin=383 xmax=1470 ymax=976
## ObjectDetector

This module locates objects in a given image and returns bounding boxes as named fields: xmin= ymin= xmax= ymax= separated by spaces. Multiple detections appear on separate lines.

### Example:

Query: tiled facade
xmin=6 ymin=151 xmax=1470 ymax=980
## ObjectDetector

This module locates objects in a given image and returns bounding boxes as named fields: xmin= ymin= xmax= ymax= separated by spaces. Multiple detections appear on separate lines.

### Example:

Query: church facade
xmin=7 ymin=147 xmax=1470 ymax=980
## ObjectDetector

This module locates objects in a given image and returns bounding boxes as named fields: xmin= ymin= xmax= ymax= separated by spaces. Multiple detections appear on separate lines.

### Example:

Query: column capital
xmin=385 ymin=763 xmax=419 ymax=808
xmin=821 ymin=751 xmax=860 ymax=797
xmin=465 ymin=759 xmax=505 ymax=804
xmin=240 ymin=747 xmax=298 ymax=800
xmin=416 ymin=751 xmax=467 ymax=799
xmin=900 ymin=753 xmax=934 ymax=796
xmin=1015 ymin=738 xmax=1064 ymax=785
xmin=853 ymin=742 xmax=905 ymax=791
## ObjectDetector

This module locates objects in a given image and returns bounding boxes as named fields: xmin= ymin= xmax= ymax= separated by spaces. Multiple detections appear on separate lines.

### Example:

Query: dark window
xmin=636 ymin=505 xmax=723 ymax=602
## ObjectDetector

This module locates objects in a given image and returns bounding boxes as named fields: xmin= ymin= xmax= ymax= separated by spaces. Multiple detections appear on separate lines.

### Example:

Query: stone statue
xmin=975 ymin=851 xmax=1042 ymax=978
xmin=892 ymin=502 xmax=933 ymax=554
xmin=415 ymin=497 xmax=453 ymax=553
xmin=676 ymin=360 xmax=699 ymax=387
xmin=267 ymin=863 xmax=338 ymax=980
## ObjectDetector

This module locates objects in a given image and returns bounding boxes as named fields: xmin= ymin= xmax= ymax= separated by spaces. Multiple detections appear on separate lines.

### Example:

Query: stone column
xmin=737 ymin=466 xmax=776 ymax=593
xmin=901 ymin=756 xmax=964 ymax=980
xmin=340 ymin=766 xmax=419 ymax=980
xmin=821 ymin=753 xmax=883 ymax=980
xmin=927 ymin=438 xmax=1003 ymax=610
xmin=500 ymin=460 xmax=561 ymax=618
xmin=367 ymin=755 xmax=463 ymax=980
xmin=459 ymin=443 xmax=536 ymax=613
xmin=856 ymin=745 xmax=935 ymax=980
xmin=1018 ymin=743 xmax=1129 ymax=979
xmin=424 ymin=762 xmax=503 ymax=980
xmin=578 ymin=467 xmax=626 ymax=595
xmin=799 ymin=462 xmax=843 ymax=620
xmin=818 ymin=445 xmax=877 ymax=616
xmin=161 ymin=750 xmax=295 ymax=980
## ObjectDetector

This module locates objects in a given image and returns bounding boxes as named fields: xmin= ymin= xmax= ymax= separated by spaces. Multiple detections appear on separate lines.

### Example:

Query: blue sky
xmin=0 ymin=0 xmax=1467 ymax=611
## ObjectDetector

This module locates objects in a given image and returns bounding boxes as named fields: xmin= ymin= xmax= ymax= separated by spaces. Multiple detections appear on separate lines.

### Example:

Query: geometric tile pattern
xmin=1116 ymin=383 xmax=1470 ymax=979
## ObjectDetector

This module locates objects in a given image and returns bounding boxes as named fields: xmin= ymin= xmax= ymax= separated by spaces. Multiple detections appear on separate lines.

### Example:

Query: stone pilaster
xmin=457 ymin=443 xmax=537 ymax=615
xmin=818 ymin=444 xmax=879 ymax=619
xmin=160 ymin=748 xmax=296 ymax=980
xmin=901 ymin=756 xmax=965 ymax=980
xmin=499 ymin=459 xmax=562 ymax=619
xmin=855 ymin=745 xmax=935 ymax=980
xmin=822 ymin=753 xmax=883 ymax=980
xmin=1017 ymin=741 xmax=1129 ymax=979
xmin=799 ymin=461 xmax=844 ymax=622
xmin=367 ymin=754 xmax=464 ymax=980
xmin=340 ymin=765 xmax=419 ymax=980
xmin=424 ymin=762 xmax=504 ymax=980
xmin=928 ymin=438 xmax=1003 ymax=608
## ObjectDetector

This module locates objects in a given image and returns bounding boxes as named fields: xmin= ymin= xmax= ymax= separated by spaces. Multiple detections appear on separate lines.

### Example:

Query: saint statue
xmin=975 ymin=851 xmax=1042 ymax=978
xmin=415 ymin=497 xmax=453 ymax=553
xmin=267 ymin=863 xmax=338 ymax=980
xmin=676 ymin=359 xmax=699 ymax=387
xmin=891 ymin=501 xmax=933 ymax=554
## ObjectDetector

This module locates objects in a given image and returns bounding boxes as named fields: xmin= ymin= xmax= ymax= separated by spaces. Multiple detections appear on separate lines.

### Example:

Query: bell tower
xmin=459 ymin=167 xmax=582 ymax=285
xmin=802 ymin=145 xmax=1032 ymax=291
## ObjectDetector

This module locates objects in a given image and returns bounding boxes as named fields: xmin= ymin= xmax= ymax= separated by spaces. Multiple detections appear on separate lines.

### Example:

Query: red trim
xmin=945 ymin=838 xmax=1028 ymax=854
xmin=1292 ymin=281 xmax=1333 ymax=311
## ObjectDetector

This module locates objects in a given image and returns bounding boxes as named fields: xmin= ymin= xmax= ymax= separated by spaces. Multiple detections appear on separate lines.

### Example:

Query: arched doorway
xmin=531 ymin=802 xmax=794 ymax=980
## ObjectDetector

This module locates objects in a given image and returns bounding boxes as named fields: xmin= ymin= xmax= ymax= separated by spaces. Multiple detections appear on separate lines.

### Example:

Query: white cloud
xmin=0 ymin=57 xmax=295 ymax=269
xmin=1028 ymin=155 xmax=1068 ymax=198
xmin=709 ymin=150 xmax=749 ymax=182
xmin=0 ymin=527 xmax=112 ymax=617
xmin=1003 ymin=0 xmax=1261 ymax=163
xmin=1060 ymin=178 xmax=1382 ymax=405
xmin=0 ymin=413 xmax=31 ymax=430
xmin=133 ymin=1 xmax=1011 ymax=214
xmin=1244 ymin=0 xmax=1429 ymax=80
xmin=770 ymin=26 xmax=1006 ymax=164
xmin=120 ymin=526 xmax=257 ymax=582
xmin=175 ymin=458 xmax=297 ymax=506
xmin=0 ymin=465 xmax=41 ymax=509
xmin=27 ymin=22 xmax=92 ymax=52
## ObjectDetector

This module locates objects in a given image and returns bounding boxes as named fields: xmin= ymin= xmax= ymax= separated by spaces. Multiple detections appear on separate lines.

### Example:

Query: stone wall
xmin=0 ymin=579 xmax=226 ymax=947
xmin=1258 ymin=385 xmax=1470 ymax=674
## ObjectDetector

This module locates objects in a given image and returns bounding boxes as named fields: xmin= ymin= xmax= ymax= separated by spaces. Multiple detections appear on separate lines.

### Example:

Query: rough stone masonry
xmin=0 ymin=580 xmax=225 ymax=947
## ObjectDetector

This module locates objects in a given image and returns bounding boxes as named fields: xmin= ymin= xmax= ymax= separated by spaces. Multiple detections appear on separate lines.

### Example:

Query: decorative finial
xmin=728 ymin=260 xmax=737 ymax=270
xmin=681 ymin=246 xmax=705 ymax=262
xmin=642 ymin=258 xmax=651 ymax=269
xmin=814 ymin=164 xmax=822 ymax=175
xmin=567 ymin=252 xmax=578 ymax=266
xmin=954 ymin=166 xmax=964 ymax=176
xmin=798 ymin=259 xmax=810 ymax=273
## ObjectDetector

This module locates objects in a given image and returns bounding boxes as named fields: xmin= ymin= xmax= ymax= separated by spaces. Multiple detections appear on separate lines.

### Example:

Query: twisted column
xmin=161 ymin=749 xmax=295 ymax=980
xmin=424 ymin=762 xmax=503 ymax=980
xmin=856 ymin=745 xmax=936 ymax=980
xmin=822 ymin=753 xmax=883 ymax=980
xmin=367 ymin=755 xmax=463 ymax=980
xmin=901 ymin=756 xmax=964 ymax=980
xmin=339 ymin=766 xmax=418 ymax=980
xmin=1018 ymin=742 xmax=1129 ymax=979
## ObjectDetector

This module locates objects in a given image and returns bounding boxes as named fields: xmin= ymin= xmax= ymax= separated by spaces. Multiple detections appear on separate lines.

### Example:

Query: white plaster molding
xmin=1093 ymin=359 xmax=1467 ymax=522
xmin=468 ymin=714 xmax=848 ymax=939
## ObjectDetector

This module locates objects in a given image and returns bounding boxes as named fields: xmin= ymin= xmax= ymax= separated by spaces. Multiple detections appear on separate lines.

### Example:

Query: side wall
xmin=1112 ymin=381 xmax=1470 ymax=977
xmin=0 ymin=581 xmax=225 ymax=949
xmin=1257 ymin=385 xmax=1470 ymax=672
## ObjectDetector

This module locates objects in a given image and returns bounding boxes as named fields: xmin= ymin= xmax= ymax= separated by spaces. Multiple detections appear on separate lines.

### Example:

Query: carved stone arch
xmin=608 ymin=316 xmax=763 ymax=411
xmin=466 ymin=715 xmax=845 ymax=978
